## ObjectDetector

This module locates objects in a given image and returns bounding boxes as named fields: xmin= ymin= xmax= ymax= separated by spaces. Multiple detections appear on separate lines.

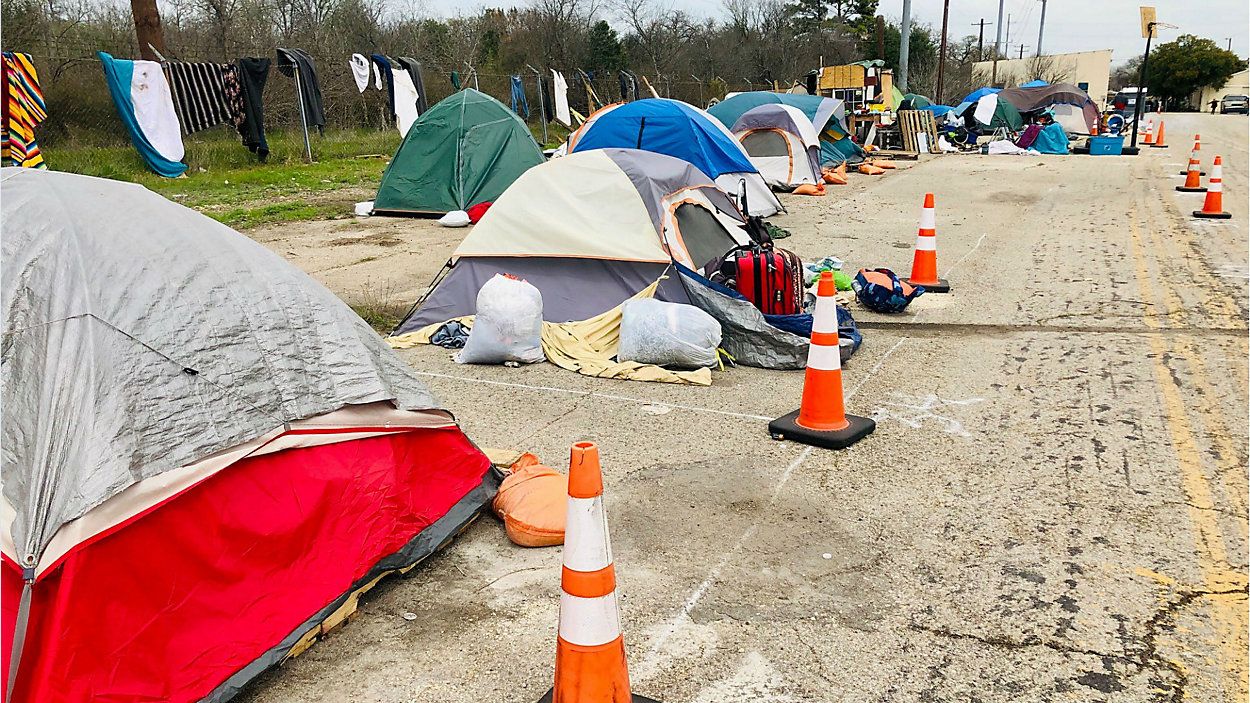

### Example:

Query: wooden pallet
xmin=898 ymin=110 xmax=940 ymax=154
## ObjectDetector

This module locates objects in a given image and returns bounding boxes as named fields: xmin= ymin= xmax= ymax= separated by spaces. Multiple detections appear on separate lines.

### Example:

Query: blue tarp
xmin=1021 ymin=79 xmax=1049 ymax=88
xmin=920 ymin=105 xmax=956 ymax=117
xmin=97 ymin=52 xmax=187 ymax=178
xmin=572 ymin=98 xmax=756 ymax=178
xmin=1030 ymin=122 xmax=1070 ymax=154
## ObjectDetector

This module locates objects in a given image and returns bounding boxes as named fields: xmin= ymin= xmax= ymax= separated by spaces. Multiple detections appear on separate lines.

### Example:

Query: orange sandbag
xmin=822 ymin=163 xmax=848 ymax=185
xmin=492 ymin=464 xmax=568 ymax=547
xmin=857 ymin=163 xmax=885 ymax=175
xmin=792 ymin=183 xmax=825 ymax=196
xmin=872 ymin=159 xmax=897 ymax=169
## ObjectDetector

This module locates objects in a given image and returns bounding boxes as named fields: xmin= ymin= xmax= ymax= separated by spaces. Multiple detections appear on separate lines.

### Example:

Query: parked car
xmin=1109 ymin=88 xmax=1152 ymax=120
xmin=1220 ymin=95 xmax=1249 ymax=114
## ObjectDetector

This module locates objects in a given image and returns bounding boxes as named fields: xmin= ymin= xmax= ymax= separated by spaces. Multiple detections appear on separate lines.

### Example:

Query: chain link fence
xmin=23 ymin=35 xmax=748 ymax=160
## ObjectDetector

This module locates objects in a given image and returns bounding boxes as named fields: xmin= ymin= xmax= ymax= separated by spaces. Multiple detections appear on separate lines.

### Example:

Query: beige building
xmin=1196 ymin=69 xmax=1250 ymax=110
xmin=972 ymin=50 xmax=1113 ymax=108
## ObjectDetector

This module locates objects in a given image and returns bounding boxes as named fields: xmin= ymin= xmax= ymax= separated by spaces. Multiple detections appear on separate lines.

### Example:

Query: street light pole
xmin=1129 ymin=21 xmax=1156 ymax=152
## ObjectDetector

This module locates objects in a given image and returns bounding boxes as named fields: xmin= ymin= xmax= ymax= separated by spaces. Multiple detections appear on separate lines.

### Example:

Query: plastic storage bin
xmin=1088 ymin=135 xmax=1125 ymax=156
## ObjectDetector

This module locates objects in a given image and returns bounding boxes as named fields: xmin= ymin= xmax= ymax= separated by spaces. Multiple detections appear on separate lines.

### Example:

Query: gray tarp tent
xmin=1 ymin=168 xmax=495 ymax=703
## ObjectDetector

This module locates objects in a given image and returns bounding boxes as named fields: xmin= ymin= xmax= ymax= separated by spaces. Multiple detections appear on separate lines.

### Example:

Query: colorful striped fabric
xmin=2 ymin=52 xmax=47 ymax=168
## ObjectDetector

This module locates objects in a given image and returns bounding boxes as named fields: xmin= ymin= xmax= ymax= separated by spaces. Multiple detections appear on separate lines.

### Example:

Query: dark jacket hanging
xmin=395 ymin=57 xmax=428 ymax=114
xmin=369 ymin=54 xmax=395 ymax=119
xmin=540 ymin=76 xmax=554 ymax=122
xmin=568 ymin=73 xmax=589 ymax=116
xmin=275 ymin=48 xmax=325 ymax=134
xmin=236 ymin=57 xmax=270 ymax=161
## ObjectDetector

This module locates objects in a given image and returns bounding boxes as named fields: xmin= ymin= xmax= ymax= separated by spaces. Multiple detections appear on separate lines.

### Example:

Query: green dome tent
xmin=373 ymin=89 xmax=544 ymax=216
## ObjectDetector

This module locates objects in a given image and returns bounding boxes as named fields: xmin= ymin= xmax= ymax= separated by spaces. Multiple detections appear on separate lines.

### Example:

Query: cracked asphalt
xmin=239 ymin=112 xmax=1248 ymax=702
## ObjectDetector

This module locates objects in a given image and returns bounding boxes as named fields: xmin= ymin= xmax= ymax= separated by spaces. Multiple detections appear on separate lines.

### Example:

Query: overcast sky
xmin=419 ymin=0 xmax=1248 ymax=65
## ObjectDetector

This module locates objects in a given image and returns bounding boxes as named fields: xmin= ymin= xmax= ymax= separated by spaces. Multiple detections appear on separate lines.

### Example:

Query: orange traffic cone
xmin=1176 ymin=142 xmax=1207 ymax=193
xmin=1142 ymin=121 xmax=1154 ymax=145
xmin=1178 ymin=135 xmax=1206 ymax=176
xmin=541 ymin=442 xmax=659 ymax=703
xmin=904 ymin=193 xmax=950 ymax=293
xmin=768 ymin=272 xmax=875 ymax=450
xmin=1193 ymin=156 xmax=1232 ymax=219
xmin=1151 ymin=120 xmax=1168 ymax=148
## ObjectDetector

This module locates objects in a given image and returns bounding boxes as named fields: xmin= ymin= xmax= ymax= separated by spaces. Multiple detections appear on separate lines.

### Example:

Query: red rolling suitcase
xmin=722 ymin=246 xmax=804 ymax=316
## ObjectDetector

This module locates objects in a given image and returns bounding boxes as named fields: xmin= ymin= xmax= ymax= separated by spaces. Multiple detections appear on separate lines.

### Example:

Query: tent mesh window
xmin=741 ymin=130 xmax=790 ymax=158
xmin=674 ymin=202 xmax=739 ymax=269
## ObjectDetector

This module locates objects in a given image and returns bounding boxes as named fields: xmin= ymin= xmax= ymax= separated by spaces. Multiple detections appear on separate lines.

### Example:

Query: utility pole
xmin=1228 ymin=37 xmax=1234 ymax=52
xmin=973 ymin=19 xmax=991 ymax=60
xmin=1130 ymin=17 xmax=1160 ymax=152
xmin=1036 ymin=0 xmax=1048 ymax=57
xmin=1019 ymin=44 xmax=1027 ymax=60
xmin=877 ymin=16 xmax=886 ymax=60
xmin=936 ymin=0 xmax=950 ymax=104
xmin=992 ymin=0 xmax=1005 ymax=85
xmin=898 ymin=0 xmax=912 ymax=91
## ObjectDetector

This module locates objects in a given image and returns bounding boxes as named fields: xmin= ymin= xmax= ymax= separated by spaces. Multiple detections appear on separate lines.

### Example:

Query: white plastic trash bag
xmin=438 ymin=210 xmax=471 ymax=227
xmin=618 ymin=299 xmax=721 ymax=369
xmin=458 ymin=274 xmax=545 ymax=365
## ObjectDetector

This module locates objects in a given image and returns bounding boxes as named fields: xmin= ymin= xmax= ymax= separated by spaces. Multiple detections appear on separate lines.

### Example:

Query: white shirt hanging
xmin=552 ymin=70 xmax=571 ymax=127
xmin=350 ymin=54 xmax=371 ymax=93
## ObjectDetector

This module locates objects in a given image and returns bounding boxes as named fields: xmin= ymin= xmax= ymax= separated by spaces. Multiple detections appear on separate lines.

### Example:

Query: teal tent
xmin=374 ymin=89 xmax=544 ymax=216
xmin=708 ymin=91 xmax=865 ymax=165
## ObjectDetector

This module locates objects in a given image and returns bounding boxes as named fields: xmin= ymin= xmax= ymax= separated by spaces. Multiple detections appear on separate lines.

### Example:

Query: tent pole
xmin=292 ymin=64 xmax=312 ymax=163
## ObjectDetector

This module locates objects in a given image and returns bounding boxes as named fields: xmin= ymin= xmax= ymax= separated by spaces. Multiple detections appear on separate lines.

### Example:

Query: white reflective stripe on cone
xmin=1209 ymin=181 xmax=1222 ymax=192
xmin=919 ymin=208 xmax=936 ymax=229
xmin=811 ymin=298 xmax=838 ymax=334
xmin=559 ymin=591 xmax=622 ymax=646
xmin=914 ymin=235 xmax=937 ymax=251
xmin=806 ymin=341 xmax=842 ymax=371
xmin=563 ymin=496 xmax=613 ymax=572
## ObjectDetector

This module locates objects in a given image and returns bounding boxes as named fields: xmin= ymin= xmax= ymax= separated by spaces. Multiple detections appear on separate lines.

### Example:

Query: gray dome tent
xmin=1 ymin=168 xmax=495 ymax=702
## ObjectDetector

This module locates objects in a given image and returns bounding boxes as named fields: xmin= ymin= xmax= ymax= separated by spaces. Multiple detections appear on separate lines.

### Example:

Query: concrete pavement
xmin=241 ymin=112 xmax=1248 ymax=702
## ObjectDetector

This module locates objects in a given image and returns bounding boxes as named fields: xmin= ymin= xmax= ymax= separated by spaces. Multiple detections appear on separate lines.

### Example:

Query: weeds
xmin=348 ymin=282 xmax=407 ymax=334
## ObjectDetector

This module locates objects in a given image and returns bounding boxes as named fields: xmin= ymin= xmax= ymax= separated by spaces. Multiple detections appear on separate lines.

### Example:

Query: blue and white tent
xmin=569 ymin=98 xmax=782 ymax=216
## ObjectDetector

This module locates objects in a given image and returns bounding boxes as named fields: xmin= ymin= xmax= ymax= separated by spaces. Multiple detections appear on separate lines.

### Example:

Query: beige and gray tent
xmin=731 ymin=104 xmax=822 ymax=190
xmin=394 ymin=148 xmax=750 ymax=333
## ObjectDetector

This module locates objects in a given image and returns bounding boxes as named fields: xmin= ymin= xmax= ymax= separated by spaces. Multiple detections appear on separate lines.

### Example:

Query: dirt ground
xmin=238 ymin=112 xmax=1248 ymax=703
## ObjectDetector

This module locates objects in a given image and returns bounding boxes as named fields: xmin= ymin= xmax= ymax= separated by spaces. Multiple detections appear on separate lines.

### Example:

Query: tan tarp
xmin=388 ymin=280 xmax=712 ymax=386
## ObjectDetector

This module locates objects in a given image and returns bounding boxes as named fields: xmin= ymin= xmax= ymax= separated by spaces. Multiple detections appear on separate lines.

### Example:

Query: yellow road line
xmin=1129 ymin=209 xmax=1249 ymax=703
xmin=1143 ymin=219 xmax=1250 ymax=533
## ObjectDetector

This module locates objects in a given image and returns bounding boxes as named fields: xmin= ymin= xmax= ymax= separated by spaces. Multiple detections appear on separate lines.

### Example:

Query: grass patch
xmin=48 ymin=128 xmax=400 ymax=229
xmin=348 ymin=282 xmax=408 ymax=334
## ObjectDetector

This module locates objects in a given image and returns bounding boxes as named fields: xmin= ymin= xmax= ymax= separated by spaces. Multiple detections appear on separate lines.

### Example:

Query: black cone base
xmin=1150 ymin=143 xmax=1169 ymax=148
xmin=906 ymin=277 xmax=950 ymax=293
xmin=539 ymin=691 xmax=660 ymax=703
xmin=1176 ymin=185 xmax=1208 ymax=192
xmin=1193 ymin=210 xmax=1232 ymax=219
xmin=1178 ymin=170 xmax=1206 ymax=176
xmin=769 ymin=411 xmax=875 ymax=450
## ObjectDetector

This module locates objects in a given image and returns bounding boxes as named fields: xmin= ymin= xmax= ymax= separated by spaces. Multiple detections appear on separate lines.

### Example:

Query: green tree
xmin=586 ymin=20 xmax=626 ymax=72
xmin=882 ymin=21 xmax=938 ymax=93
xmin=1147 ymin=34 xmax=1246 ymax=108
xmin=785 ymin=0 xmax=828 ymax=35
xmin=830 ymin=0 xmax=878 ymax=38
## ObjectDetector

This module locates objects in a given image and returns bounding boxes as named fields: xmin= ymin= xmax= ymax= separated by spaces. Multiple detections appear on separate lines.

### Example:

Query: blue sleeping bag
xmin=1031 ymin=122 xmax=1070 ymax=155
